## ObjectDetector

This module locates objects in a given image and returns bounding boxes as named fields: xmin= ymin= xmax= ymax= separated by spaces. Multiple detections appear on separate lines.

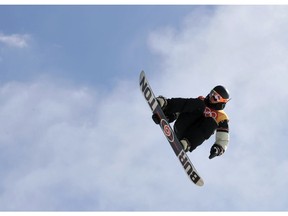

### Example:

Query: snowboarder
xmin=152 ymin=85 xmax=230 ymax=159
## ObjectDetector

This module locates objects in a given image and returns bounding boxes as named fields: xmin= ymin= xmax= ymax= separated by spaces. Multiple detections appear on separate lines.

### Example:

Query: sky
xmin=0 ymin=4 xmax=288 ymax=211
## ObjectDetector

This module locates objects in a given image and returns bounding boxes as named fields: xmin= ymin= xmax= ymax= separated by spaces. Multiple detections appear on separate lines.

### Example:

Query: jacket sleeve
xmin=164 ymin=98 xmax=205 ymax=114
xmin=215 ymin=120 xmax=229 ymax=151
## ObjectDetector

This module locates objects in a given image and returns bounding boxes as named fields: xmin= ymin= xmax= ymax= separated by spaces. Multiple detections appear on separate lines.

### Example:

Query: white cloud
xmin=147 ymin=5 xmax=288 ymax=210
xmin=0 ymin=33 xmax=30 ymax=48
xmin=0 ymin=78 xmax=171 ymax=210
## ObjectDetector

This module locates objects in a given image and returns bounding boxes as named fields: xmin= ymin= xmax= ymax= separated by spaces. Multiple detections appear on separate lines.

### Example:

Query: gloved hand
xmin=152 ymin=113 xmax=177 ymax=124
xmin=209 ymin=144 xmax=224 ymax=159
xmin=152 ymin=113 xmax=161 ymax=124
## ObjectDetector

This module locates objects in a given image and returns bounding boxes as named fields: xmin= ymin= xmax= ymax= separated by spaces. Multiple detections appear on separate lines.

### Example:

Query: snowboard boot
xmin=180 ymin=139 xmax=191 ymax=152
xmin=156 ymin=95 xmax=167 ymax=109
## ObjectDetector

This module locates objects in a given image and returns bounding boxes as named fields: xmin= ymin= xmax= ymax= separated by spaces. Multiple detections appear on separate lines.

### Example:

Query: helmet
xmin=206 ymin=85 xmax=230 ymax=110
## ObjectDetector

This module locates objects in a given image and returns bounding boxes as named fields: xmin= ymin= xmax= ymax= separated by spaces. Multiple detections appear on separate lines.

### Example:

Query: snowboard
xmin=139 ymin=71 xmax=204 ymax=186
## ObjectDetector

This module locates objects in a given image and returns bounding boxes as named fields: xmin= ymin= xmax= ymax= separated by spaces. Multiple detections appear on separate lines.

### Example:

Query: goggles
xmin=209 ymin=90 xmax=229 ymax=104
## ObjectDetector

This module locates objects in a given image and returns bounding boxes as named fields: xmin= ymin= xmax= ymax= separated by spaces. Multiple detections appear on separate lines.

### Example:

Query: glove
xmin=152 ymin=113 xmax=177 ymax=124
xmin=152 ymin=113 xmax=161 ymax=124
xmin=209 ymin=144 xmax=224 ymax=159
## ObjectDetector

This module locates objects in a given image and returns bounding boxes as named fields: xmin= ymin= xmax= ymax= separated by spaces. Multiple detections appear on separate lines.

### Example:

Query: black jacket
xmin=163 ymin=97 xmax=229 ymax=151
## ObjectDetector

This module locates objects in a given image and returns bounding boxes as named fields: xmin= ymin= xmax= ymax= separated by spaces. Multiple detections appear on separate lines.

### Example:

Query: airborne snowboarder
xmin=152 ymin=86 xmax=230 ymax=159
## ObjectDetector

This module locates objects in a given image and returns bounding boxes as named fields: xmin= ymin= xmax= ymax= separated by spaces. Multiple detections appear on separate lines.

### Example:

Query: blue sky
xmin=0 ymin=5 xmax=288 ymax=211
xmin=0 ymin=5 xmax=201 ymax=86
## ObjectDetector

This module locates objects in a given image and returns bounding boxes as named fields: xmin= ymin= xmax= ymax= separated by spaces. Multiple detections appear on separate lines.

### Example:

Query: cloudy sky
xmin=0 ymin=5 xmax=287 ymax=211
